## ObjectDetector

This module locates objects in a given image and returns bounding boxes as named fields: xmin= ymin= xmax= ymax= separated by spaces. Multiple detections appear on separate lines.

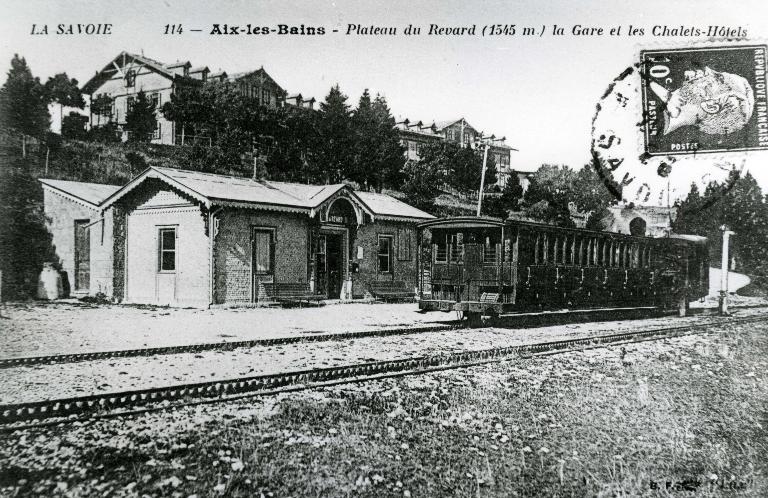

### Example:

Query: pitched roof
xmin=98 ymin=167 xmax=433 ymax=220
xmin=82 ymin=51 xmax=179 ymax=93
xmin=434 ymin=118 xmax=464 ymax=130
xmin=39 ymin=179 xmax=122 ymax=208
xmin=356 ymin=192 xmax=434 ymax=220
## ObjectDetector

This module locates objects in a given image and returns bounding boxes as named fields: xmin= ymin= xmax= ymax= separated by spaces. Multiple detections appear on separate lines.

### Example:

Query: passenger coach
xmin=417 ymin=217 xmax=709 ymax=320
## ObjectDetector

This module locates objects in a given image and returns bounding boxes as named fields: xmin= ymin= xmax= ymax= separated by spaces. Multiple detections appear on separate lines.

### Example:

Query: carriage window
xmin=548 ymin=235 xmax=556 ymax=263
xmin=483 ymin=235 xmax=498 ymax=264
xmin=434 ymin=233 xmax=447 ymax=263
xmin=449 ymin=233 xmax=463 ymax=262
xmin=632 ymin=244 xmax=640 ymax=268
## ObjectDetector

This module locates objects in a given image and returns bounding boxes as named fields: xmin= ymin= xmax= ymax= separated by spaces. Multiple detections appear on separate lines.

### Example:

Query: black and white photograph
xmin=1 ymin=0 xmax=767 ymax=496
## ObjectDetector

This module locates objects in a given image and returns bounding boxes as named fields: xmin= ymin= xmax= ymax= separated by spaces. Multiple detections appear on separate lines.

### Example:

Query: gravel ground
xmin=3 ymin=295 xmax=766 ymax=360
xmin=2 ymin=308 xmax=766 ymax=404
xmin=0 ymin=301 xmax=453 ymax=359
xmin=1 ymin=321 xmax=766 ymax=497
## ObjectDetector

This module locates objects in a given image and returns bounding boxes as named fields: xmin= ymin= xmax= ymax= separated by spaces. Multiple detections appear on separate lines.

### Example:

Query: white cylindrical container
xmin=37 ymin=263 xmax=62 ymax=300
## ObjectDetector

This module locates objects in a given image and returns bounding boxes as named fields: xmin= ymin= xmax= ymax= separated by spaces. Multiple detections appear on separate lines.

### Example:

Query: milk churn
xmin=37 ymin=262 xmax=62 ymax=300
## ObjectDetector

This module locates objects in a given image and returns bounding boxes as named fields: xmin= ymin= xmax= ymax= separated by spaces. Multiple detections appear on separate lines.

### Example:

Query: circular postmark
xmin=590 ymin=43 xmax=767 ymax=208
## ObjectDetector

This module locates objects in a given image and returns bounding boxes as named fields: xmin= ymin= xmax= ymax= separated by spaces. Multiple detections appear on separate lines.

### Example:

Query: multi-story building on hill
xmin=396 ymin=117 xmax=517 ymax=187
xmin=82 ymin=52 xmax=310 ymax=145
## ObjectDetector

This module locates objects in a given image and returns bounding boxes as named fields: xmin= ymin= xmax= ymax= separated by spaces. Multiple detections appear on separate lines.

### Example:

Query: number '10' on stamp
xmin=641 ymin=45 xmax=768 ymax=155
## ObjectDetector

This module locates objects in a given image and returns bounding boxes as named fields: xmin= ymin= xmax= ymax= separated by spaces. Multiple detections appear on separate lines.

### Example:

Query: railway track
xmin=0 ymin=304 xmax=735 ymax=369
xmin=1 ymin=312 xmax=764 ymax=429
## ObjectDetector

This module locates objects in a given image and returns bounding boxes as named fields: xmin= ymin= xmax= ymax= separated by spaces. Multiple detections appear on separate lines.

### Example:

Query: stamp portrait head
xmin=650 ymin=66 xmax=755 ymax=136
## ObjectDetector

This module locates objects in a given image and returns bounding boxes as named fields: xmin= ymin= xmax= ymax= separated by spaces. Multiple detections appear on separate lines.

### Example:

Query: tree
xmin=44 ymin=72 xmax=85 ymax=132
xmin=124 ymin=90 xmax=157 ymax=142
xmin=160 ymin=77 xmax=207 ymax=144
xmin=0 ymin=54 xmax=50 ymax=139
xmin=523 ymin=164 xmax=577 ymax=227
xmin=90 ymin=94 xmax=114 ymax=127
xmin=500 ymin=171 xmax=524 ymax=211
xmin=61 ymin=112 xmax=88 ymax=140
xmin=674 ymin=170 xmax=768 ymax=277
xmin=0 ymin=162 xmax=58 ymax=299
xmin=316 ymin=85 xmax=355 ymax=184
xmin=483 ymin=171 xmax=525 ymax=219
xmin=370 ymin=94 xmax=406 ymax=191
xmin=400 ymin=159 xmax=444 ymax=214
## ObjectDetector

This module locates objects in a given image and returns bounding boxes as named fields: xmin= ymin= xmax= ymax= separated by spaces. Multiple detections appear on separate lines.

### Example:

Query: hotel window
xmin=158 ymin=227 xmax=176 ymax=272
xmin=153 ymin=123 xmax=161 ymax=140
xmin=125 ymin=70 xmax=136 ymax=87
xmin=150 ymin=93 xmax=160 ymax=109
xmin=126 ymin=96 xmax=135 ymax=112
xmin=262 ymin=88 xmax=270 ymax=105
xmin=378 ymin=235 xmax=394 ymax=273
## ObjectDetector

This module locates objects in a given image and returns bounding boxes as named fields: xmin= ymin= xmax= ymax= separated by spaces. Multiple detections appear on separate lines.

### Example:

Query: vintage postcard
xmin=1 ymin=1 xmax=768 ymax=497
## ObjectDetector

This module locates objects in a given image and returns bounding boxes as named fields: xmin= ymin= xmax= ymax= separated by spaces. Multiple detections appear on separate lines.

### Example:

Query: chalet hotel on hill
xmin=81 ymin=52 xmax=517 ymax=186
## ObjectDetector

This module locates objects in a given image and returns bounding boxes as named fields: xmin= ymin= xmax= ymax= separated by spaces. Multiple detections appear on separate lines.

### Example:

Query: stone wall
xmin=351 ymin=220 xmax=419 ymax=298
xmin=214 ymin=208 xmax=310 ymax=304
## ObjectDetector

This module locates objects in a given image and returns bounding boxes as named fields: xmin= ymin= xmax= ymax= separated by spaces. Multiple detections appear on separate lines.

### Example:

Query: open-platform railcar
xmin=417 ymin=217 xmax=709 ymax=320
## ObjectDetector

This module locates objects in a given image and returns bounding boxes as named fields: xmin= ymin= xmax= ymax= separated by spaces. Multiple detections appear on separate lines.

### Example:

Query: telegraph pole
xmin=476 ymin=140 xmax=490 ymax=216
xmin=719 ymin=225 xmax=734 ymax=316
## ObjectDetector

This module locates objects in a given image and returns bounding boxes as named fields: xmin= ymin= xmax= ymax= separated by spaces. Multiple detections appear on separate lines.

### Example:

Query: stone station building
xmin=41 ymin=167 xmax=433 ymax=307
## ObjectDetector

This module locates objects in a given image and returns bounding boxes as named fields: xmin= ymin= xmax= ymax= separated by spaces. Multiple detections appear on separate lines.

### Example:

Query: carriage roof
xmin=417 ymin=216 xmax=707 ymax=245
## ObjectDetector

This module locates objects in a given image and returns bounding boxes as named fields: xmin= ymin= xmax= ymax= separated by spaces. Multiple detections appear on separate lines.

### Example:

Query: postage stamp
xmin=640 ymin=45 xmax=768 ymax=156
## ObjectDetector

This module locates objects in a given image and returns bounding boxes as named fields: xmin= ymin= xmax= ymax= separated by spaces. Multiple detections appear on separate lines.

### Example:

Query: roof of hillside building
xmin=39 ymin=179 xmax=122 ymax=208
xmin=98 ymin=167 xmax=433 ymax=220
xmin=83 ymin=52 xmax=287 ymax=95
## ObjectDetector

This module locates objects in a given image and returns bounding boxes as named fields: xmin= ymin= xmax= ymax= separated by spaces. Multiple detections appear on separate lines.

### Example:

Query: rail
xmin=1 ymin=313 xmax=764 ymax=427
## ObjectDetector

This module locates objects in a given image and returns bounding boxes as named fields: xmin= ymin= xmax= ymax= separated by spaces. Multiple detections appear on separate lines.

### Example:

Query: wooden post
xmin=719 ymin=226 xmax=734 ymax=315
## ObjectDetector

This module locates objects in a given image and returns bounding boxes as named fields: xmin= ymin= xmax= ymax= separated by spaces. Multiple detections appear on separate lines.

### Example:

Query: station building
xmin=40 ymin=167 xmax=433 ymax=307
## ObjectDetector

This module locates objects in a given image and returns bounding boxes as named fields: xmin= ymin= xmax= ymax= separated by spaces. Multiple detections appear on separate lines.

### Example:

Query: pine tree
xmin=45 ymin=72 xmax=85 ymax=133
xmin=124 ymin=90 xmax=157 ymax=142
xmin=316 ymin=85 xmax=354 ymax=184
xmin=0 ymin=54 xmax=50 ymax=138
xmin=500 ymin=171 xmax=524 ymax=211
xmin=370 ymin=94 xmax=405 ymax=191
xmin=350 ymin=89 xmax=376 ymax=188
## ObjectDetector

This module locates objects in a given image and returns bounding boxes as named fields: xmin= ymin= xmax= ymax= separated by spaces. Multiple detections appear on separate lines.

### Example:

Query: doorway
xmin=316 ymin=233 xmax=344 ymax=298
xmin=74 ymin=219 xmax=90 ymax=292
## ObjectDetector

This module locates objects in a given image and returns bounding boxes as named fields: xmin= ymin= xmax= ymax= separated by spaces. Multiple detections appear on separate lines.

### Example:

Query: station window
xmin=378 ymin=235 xmax=394 ymax=273
xmin=158 ymin=227 xmax=176 ymax=272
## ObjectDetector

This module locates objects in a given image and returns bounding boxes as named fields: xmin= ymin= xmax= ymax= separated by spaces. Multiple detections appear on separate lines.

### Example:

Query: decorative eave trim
xmin=374 ymin=215 xmax=435 ymax=223
xmin=40 ymin=181 xmax=100 ymax=211
xmin=99 ymin=167 xmax=211 ymax=213
xmin=211 ymin=199 xmax=311 ymax=215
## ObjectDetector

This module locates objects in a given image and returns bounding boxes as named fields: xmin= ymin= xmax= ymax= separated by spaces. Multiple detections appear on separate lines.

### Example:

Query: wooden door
xmin=74 ymin=220 xmax=90 ymax=292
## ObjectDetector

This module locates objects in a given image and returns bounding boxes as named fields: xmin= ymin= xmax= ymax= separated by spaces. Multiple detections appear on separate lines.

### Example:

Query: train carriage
xmin=417 ymin=217 xmax=709 ymax=320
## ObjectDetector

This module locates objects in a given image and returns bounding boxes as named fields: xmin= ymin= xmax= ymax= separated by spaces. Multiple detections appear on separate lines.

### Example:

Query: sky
xmin=2 ymin=0 xmax=768 ymax=196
